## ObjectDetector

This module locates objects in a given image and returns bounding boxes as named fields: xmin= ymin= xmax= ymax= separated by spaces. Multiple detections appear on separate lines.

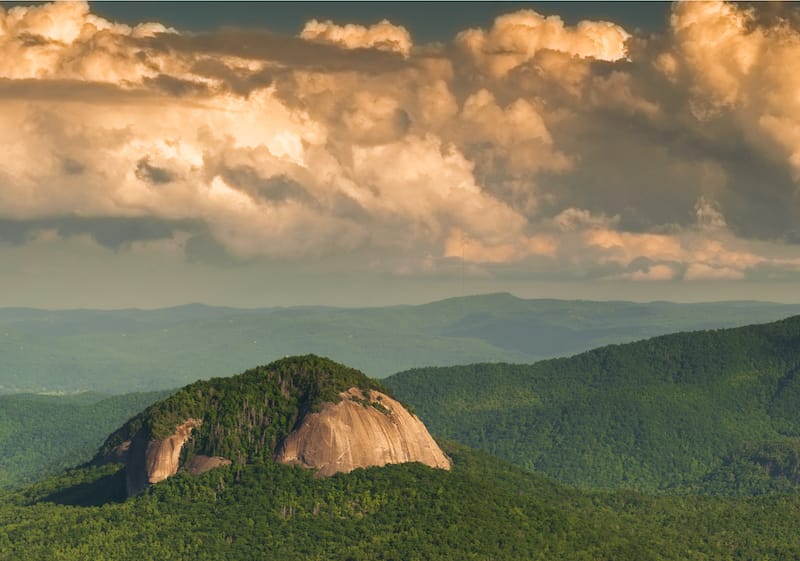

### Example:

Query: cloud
xmin=338 ymin=91 xmax=411 ymax=145
xmin=300 ymin=19 xmax=412 ymax=57
xmin=1 ymin=0 xmax=800 ymax=287
xmin=347 ymin=134 xmax=528 ymax=249
xmin=0 ymin=0 xmax=172 ymax=83
xmin=0 ymin=78 xmax=157 ymax=102
xmin=694 ymin=196 xmax=727 ymax=230
xmin=555 ymin=208 xmax=618 ymax=231
xmin=443 ymin=229 xmax=556 ymax=264
xmin=135 ymin=158 xmax=176 ymax=185
xmin=459 ymin=89 xmax=565 ymax=166
xmin=584 ymin=229 xmax=684 ymax=265
xmin=618 ymin=264 xmax=677 ymax=281
xmin=141 ymin=28 xmax=410 ymax=78
xmin=684 ymin=263 xmax=745 ymax=281
xmin=456 ymin=9 xmax=630 ymax=77
xmin=666 ymin=0 xmax=800 ymax=181
xmin=0 ymin=216 xmax=197 ymax=250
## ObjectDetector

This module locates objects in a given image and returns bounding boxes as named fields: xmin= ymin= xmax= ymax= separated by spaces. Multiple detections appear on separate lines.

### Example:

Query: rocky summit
xmin=276 ymin=387 xmax=450 ymax=477
xmin=95 ymin=355 xmax=448 ymax=496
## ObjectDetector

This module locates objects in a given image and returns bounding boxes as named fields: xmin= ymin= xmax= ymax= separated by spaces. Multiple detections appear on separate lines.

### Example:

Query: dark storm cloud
xmin=135 ymin=158 xmax=176 ymax=185
xmin=62 ymin=158 xmax=86 ymax=175
xmin=143 ymin=73 xmax=212 ymax=97
xmin=189 ymin=58 xmax=274 ymax=97
xmin=0 ymin=78 xmax=154 ymax=103
xmin=0 ymin=219 xmax=36 ymax=245
xmin=56 ymin=216 xmax=199 ymax=250
xmin=137 ymin=29 xmax=409 ymax=76
xmin=218 ymin=167 xmax=316 ymax=205
xmin=0 ymin=217 xmax=201 ymax=250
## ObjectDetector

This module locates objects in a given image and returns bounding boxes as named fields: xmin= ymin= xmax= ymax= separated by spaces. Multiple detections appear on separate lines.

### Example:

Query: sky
xmin=2 ymin=1 xmax=800 ymax=308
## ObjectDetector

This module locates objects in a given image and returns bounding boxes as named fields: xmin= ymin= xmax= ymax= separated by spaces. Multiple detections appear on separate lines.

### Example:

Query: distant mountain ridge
xmin=3 ymin=293 xmax=800 ymax=394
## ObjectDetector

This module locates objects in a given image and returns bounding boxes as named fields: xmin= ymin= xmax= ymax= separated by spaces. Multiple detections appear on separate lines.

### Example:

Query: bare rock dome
xmin=276 ymin=388 xmax=450 ymax=477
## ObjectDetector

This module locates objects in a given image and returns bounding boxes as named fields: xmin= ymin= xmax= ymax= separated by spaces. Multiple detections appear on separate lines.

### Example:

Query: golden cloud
xmin=300 ymin=19 xmax=412 ymax=57
xmin=0 ymin=1 xmax=799 ymax=283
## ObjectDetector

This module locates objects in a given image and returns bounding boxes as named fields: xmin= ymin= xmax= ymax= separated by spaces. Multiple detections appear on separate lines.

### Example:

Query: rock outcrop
xmin=276 ymin=388 xmax=450 ymax=477
xmin=98 ymin=356 xmax=451 ymax=497
xmin=185 ymin=455 xmax=232 ymax=476
xmin=126 ymin=418 xmax=202 ymax=496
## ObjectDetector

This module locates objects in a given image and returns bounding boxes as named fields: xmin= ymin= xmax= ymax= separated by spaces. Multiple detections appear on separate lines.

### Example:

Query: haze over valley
xmin=3 ymin=294 xmax=800 ymax=394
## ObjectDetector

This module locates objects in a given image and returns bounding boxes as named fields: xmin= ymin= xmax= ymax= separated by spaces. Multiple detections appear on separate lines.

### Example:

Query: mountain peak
xmin=96 ymin=355 xmax=448 ymax=495
xmin=277 ymin=387 xmax=450 ymax=477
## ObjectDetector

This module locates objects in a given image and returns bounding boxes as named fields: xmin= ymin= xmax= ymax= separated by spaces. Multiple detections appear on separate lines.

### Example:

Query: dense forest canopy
xmin=98 ymin=355 xmax=389 ymax=466
xmin=4 ymin=442 xmax=800 ymax=560
xmin=386 ymin=315 xmax=800 ymax=493
xmin=4 ymin=324 xmax=800 ymax=558
xmin=0 ymin=391 xmax=168 ymax=489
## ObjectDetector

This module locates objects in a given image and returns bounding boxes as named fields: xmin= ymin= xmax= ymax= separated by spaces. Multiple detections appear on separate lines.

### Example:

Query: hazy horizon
xmin=3 ymin=289 xmax=800 ymax=312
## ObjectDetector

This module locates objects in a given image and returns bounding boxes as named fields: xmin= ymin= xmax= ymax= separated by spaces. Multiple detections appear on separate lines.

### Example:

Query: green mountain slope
xmin=695 ymin=437 xmax=800 ymax=496
xmin=0 ymin=391 xmax=169 ymax=489
xmin=5 ymin=355 xmax=800 ymax=559
xmin=3 ymin=295 xmax=800 ymax=394
xmin=4 ymin=436 xmax=800 ymax=559
xmin=97 ymin=355 xmax=388 ymax=466
xmin=385 ymin=315 xmax=800 ymax=493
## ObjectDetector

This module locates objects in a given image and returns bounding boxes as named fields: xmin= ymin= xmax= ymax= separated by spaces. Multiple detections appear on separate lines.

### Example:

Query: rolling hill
xmin=92 ymin=355 xmax=448 ymax=496
xmin=385 ymin=315 xmax=800 ymax=493
xmin=4 ymin=355 xmax=800 ymax=560
xmin=2 ymin=294 xmax=800 ymax=394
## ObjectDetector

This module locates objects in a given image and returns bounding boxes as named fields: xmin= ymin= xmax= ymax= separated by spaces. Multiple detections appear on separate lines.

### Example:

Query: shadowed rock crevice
xmin=126 ymin=418 xmax=202 ymax=496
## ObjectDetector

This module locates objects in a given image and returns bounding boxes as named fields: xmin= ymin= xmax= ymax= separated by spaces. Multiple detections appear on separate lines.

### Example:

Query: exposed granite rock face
xmin=276 ymin=388 xmax=450 ymax=477
xmin=126 ymin=418 xmax=202 ymax=496
xmin=121 ymin=385 xmax=448 ymax=495
xmin=185 ymin=455 xmax=232 ymax=476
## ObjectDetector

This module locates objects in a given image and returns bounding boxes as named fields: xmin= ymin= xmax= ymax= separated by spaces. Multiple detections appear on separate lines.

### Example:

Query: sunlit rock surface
xmin=276 ymin=388 xmax=450 ymax=477
xmin=126 ymin=418 xmax=202 ymax=496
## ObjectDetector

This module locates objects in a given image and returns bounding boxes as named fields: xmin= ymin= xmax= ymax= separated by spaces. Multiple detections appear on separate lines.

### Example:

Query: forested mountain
xmin=92 ymin=355 xmax=450 ymax=497
xmin=4 ymin=356 xmax=800 ymax=560
xmin=4 ymin=443 xmax=800 ymax=560
xmin=6 ymin=312 xmax=800 ymax=497
xmin=385 ymin=315 xmax=800 ymax=493
xmin=3 ymin=295 xmax=799 ymax=394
